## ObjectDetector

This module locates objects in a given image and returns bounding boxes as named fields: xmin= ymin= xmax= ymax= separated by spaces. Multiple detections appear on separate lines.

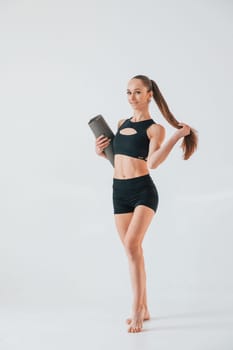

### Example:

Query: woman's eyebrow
xmin=127 ymin=88 xmax=142 ymax=91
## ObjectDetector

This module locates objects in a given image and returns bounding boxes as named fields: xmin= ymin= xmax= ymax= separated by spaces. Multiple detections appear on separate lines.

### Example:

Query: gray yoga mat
xmin=88 ymin=114 xmax=115 ymax=166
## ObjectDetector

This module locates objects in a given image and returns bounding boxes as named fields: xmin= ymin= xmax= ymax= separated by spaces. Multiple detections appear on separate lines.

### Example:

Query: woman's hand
xmin=174 ymin=123 xmax=191 ymax=140
xmin=95 ymin=135 xmax=111 ymax=157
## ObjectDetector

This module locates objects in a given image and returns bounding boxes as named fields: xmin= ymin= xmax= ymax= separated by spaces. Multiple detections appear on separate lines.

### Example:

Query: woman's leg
xmin=115 ymin=205 xmax=155 ymax=332
xmin=114 ymin=211 xmax=150 ymax=323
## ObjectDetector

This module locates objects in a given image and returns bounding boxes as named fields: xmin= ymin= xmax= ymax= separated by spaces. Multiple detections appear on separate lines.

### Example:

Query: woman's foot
xmin=126 ymin=307 xmax=150 ymax=325
xmin=127 ymin=307 xmax=149 ymax=333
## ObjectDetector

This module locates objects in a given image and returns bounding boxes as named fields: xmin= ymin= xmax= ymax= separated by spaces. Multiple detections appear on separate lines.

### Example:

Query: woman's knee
xmin=123 ymin=239 xmax=143 ymax=259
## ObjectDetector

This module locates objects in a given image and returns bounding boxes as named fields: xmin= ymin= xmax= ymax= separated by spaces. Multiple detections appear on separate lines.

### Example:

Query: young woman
xmin=95 ymin=75 xmax=198 ymax=333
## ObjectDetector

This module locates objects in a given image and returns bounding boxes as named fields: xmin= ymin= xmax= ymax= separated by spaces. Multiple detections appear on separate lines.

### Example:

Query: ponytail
xmin=133 ymin=75 xmax=198 ymax=160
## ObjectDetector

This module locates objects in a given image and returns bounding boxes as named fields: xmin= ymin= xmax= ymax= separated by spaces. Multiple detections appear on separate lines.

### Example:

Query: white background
xmin=1 ymin=0 xmax=233 ymax=349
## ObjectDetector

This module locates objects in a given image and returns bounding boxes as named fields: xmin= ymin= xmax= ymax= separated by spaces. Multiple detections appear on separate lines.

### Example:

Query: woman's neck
xmin=131 ymin=110 xmax=151 ymax=122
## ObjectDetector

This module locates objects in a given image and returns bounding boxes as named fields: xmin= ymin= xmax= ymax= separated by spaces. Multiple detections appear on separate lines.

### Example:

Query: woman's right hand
xmin=95 ymin=135 xmax=111 ymax=157
xmin=173 ymin=123 xmax=191 ymax=140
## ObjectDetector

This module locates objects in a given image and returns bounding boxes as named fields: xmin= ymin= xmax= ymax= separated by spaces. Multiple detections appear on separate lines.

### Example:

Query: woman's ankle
xmin=132 ymin=304 xmax=145 ymax=313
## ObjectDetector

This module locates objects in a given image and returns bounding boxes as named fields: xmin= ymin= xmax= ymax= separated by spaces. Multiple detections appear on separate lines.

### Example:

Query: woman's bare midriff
xmin=113 ymin=155 xmax=149 ymax=179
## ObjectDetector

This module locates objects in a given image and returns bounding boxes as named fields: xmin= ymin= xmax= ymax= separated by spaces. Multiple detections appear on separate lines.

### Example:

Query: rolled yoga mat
xmin=88 ymin=114 xmax=115 ymax=166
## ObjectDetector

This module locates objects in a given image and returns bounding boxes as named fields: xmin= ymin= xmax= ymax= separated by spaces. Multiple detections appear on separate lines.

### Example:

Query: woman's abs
xmin=113 ymin=154 xmax=149 ymax=179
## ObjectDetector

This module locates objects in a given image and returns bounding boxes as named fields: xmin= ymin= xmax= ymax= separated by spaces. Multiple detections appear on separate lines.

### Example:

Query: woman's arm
xmin=147 ymin=123 xmax=190 ymax=169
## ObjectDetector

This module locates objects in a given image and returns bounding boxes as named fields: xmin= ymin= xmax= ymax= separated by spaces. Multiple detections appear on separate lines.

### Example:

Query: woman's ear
xmin=148 ymin=90 xmax=153 ymax=102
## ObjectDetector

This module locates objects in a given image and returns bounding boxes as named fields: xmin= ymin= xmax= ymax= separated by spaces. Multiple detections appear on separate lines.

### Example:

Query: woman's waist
xmin=113 ymin=155 xmax=149 ymax=179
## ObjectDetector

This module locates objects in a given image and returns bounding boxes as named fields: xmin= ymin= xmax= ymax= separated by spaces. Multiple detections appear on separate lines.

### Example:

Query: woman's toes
xmin=128 ymin=324 xmax=134 ymax=333
xmin=128 ymin=326 xmax=135 ymax=333
xmin=127 ymin=321 xmax=143 ymax=333
xmin=130 ymin=326 xmax=141 ymax=333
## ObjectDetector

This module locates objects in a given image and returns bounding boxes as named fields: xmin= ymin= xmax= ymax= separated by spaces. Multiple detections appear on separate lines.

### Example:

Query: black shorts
xmin=112 ymin=174 xmax=159 ymax=214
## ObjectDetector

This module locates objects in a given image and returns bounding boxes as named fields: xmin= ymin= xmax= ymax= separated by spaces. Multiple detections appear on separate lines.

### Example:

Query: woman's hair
xmin=132 ymin=74 xmax=198 ymax=160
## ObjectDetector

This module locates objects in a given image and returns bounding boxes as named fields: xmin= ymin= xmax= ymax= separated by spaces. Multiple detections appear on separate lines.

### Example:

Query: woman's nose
xmin=130 ymin=93 xmax=136 ymax=101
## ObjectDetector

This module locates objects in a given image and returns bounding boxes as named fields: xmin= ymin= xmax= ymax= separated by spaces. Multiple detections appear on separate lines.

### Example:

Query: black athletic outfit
xmin=112 ymin=118 xmax=159 ymax=214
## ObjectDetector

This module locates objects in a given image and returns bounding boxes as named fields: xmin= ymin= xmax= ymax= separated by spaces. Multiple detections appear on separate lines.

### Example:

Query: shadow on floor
xmin=144 ymin=307 xmax=233 ymax=332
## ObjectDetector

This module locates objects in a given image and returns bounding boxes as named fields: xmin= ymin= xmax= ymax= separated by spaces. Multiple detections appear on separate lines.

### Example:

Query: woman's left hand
xmin=174 ymin=123 xmax=191 ymax=139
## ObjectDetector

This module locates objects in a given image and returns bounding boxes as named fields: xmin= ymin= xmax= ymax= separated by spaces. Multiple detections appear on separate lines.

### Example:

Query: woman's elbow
xmin=147 ymin=159 xmax=159 ymax=169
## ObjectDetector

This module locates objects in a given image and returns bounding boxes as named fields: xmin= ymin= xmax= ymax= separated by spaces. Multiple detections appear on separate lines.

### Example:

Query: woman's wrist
xmin=170 ymin=132 xmax=180 ymax=144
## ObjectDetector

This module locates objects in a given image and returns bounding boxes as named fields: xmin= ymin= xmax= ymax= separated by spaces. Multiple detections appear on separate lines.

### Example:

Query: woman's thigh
xmin=124 ymin=205 xmax=155 ymax=247
xmin=114 ymin=212 xmax=133 ymax=244
xmin=114 ymin=205 xmax=155 ymax=245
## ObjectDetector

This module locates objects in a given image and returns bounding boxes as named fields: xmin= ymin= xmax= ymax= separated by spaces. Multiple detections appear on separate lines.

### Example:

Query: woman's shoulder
xmin=117 ymin=117 xmax=129 ymax=128
xmin=147 ymin=122 xmax=166 ymax=137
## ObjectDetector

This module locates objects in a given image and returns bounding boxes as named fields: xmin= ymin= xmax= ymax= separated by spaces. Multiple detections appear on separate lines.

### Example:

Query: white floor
xmin=1 ymin=294 xmax=233 ymax=350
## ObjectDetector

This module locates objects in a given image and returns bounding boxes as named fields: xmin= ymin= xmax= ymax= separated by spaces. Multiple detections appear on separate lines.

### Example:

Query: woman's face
xmin=127 ymin=79 xmax=152 ymax=109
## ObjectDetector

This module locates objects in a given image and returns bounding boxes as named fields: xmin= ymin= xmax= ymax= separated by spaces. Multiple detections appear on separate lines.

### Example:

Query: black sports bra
xmin=113 ymin=118 xmax=156 ymax=161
